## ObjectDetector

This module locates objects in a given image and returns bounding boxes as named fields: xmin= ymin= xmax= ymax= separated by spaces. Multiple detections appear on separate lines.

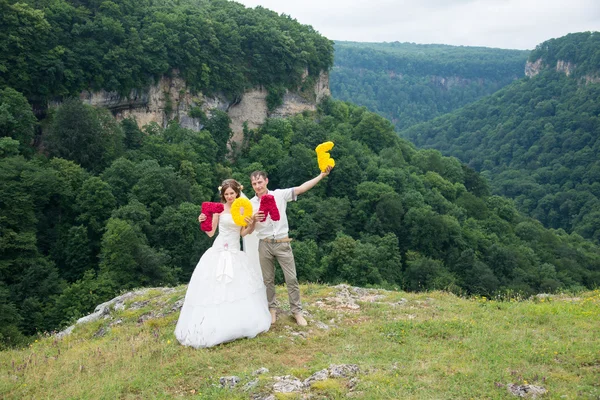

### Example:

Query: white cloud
xmin=234 ymin=0 xmax=600 ymax=49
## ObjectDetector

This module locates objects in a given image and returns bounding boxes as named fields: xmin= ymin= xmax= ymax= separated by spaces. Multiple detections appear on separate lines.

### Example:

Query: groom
xmin=250 ymin=166 xmax=333 ymax=326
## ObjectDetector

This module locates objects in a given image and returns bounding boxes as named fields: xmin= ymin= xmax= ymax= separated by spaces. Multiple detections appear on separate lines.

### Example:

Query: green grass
xmin=1 ymin=286 xmax=599 ymax=399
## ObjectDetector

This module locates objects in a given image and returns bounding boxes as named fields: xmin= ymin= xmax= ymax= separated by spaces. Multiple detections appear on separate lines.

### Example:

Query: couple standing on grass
xmin=174 ymin=166 xmax=333 ymax=348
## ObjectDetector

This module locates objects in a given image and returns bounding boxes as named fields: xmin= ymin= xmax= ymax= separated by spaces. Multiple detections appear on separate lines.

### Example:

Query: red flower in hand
xmin=200 ymin=202 xmax=224 ymax=231
xmin=259 ymin=194 xmax=280 ymax=222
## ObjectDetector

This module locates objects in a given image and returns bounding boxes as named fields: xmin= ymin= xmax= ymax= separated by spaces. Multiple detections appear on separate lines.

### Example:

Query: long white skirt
xmin=174 ymin=246 xmax=270 ymax=348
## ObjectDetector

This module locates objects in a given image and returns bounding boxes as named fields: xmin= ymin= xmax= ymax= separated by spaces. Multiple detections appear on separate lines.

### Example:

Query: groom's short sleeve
xmin=276 ymin=188 xmax=297 ymax=203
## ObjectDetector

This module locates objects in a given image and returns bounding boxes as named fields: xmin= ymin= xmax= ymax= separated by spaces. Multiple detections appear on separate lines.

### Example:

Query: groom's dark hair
xmin=250 ymin=170 xmax=268 ymax=180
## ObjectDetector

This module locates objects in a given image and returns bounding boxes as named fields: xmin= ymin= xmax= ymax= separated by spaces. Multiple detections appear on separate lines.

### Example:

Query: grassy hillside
xmin=1 ymin=284 xmax=598 ymax=399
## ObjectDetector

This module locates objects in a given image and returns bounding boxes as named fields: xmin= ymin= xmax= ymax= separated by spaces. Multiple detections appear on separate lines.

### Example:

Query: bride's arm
xmin=240 ymin=216 xmax=256 ymax=237
xmin=199 ymin=212 xmax=220 ymax=237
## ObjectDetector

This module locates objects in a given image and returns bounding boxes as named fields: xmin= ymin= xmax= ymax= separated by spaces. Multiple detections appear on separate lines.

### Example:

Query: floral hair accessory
xmin=200 ymin=202 xmax=224 ymax=231
xmin=315 ymin=141 xmax=335 ymax=172
xmin=258 ymin=194 xmax=280 ymax=222
xmin=219 ymin=184 xmax=243 ymax=192
xmin=231 ymin=197 xmax=253 ymax=226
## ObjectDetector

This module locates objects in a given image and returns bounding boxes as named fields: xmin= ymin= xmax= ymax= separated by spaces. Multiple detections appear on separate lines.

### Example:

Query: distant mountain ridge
xmin=402 ymin=32 xmax=600 ymax=243
xmin=330 ymin=41 xmax=529 ymax=130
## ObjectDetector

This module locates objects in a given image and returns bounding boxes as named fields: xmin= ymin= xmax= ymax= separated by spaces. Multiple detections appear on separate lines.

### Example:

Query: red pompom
xmin=200 ymin=202 xmax=224 ymax=231
xmin=258 ymin=194 xmax=280 ymax=222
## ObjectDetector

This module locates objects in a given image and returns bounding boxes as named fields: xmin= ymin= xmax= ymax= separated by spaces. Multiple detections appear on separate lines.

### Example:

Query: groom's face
xmin=251 ymin=176 xmax=268 ymax=197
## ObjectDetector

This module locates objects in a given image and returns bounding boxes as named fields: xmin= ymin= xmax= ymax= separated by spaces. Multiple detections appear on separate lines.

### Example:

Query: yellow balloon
xmin=231 ymin=197 xmax=253 ymax=226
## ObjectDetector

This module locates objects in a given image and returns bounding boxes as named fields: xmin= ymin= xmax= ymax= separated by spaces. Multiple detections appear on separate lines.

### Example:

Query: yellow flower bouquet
xmin=315 ymin=141 xmax=335 ymax=172
xmin=231 ymin=197 xmax=253 ymax=226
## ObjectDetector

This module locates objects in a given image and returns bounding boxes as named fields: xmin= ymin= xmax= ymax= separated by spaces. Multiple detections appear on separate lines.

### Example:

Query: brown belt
xmin=260 ymin=237 xmax=292 ymax=243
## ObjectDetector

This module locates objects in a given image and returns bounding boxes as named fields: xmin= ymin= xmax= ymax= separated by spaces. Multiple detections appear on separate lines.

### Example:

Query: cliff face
xmin=78 ymin=71 xmax=330 ymax=141
xmin=525 ymin=58 xmax=598 ymax=82
xmin=524 ymin=59 xmax=544 ymax=77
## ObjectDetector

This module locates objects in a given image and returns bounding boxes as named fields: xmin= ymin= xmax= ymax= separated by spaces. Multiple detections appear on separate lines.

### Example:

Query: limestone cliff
xmin=524 ymin=59 xmax=543 ymax=77
xmin=78 ymin=70 xmax=330 ymax=142
xmin=525 ymin=58 xmax=598 ymax=83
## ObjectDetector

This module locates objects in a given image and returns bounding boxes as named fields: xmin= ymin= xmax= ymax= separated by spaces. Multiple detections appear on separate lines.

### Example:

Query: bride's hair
xmin=219 ymin=179 xmax=243 ymax=202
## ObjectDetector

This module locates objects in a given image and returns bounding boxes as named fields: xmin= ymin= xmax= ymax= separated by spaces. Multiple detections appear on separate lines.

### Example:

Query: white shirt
xmin=250 ymin=188 xmax=297 ymax=240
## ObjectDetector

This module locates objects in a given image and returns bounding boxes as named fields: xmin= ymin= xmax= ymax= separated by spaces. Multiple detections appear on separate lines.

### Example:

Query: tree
xmin=131 ymin=160 xmax=191 ymax=218
xmin=0 ymin=88 xmax=37 ymax=156
xmin=0 ymin=283 xmax=25 ymax=348
xmin=403 ymin=252 xmax=457 ymax=291
xmin=203 ymin=110 xmax=233 ymax=161
xmin=45 ymin=99 xmax=123 ymax=172
xmin=99 ymin=218 xmax=174 ymax=289
xmin=151 ymin=202 xmax=206 ymax=280
xmin=101 ymin=157 xmax=139 ymax=206
xmin=76 ymin=177 xmax=117 ymax=243
xmin=291 ymin=239 xmax=322 ymax=283
xmin=352 ymin=112 xmax=398 ymax=153
xmin=59 ymin=225 xmax=92 ymax=282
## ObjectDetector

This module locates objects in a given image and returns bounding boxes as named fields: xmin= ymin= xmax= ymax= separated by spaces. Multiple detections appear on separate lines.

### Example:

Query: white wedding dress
xmin=175 ymin=213 xmax=270 ymax=348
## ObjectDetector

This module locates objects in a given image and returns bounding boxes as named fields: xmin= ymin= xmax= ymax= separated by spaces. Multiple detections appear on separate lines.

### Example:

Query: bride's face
xmin=223 ymin=187 xmax=237 ymax=204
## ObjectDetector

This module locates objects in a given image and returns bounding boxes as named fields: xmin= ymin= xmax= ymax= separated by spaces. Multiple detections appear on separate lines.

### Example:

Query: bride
xmin=175 ymin=179 xmax=270 ymax=348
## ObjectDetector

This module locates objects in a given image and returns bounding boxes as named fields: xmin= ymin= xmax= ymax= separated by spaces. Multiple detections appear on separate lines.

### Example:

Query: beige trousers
xmin=258 ymin=241 xmax=302 ymax=314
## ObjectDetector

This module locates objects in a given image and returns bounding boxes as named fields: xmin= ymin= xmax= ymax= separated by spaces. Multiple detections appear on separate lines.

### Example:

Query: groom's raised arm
xmin=294 ymin=165 xmax=333 ymax=196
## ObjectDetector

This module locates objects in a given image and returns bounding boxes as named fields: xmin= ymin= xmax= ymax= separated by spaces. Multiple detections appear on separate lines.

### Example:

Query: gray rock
xmin=171 ymin=300 xmax=184 ymax=312
xmin=56 ymin=289 xmax=150 ymax=338
xmin=251 ymin=395 xmax=275 ymax=400
xmin=219 ymin=376 xmax=240 ymax=388
xmin=329 ymin=364 xmax=360 ymax=378
xmin=393 ymin=298 xmax=408 ymax=306
xmin=347 ymin=377 xmax=359 ymax=390
xmin=272 ymin=375 xmax=305 ymax=393
xmin=303 ymin=369 xmax=329 ymax=386
xmin=253 ymin=367 xmax=269 ymax=375
xmin=315 ymin=321 xmax=330 ymax=330
xmin=243 ymin=379 xmax=259 ymax=391
xmin=55 ymin=326 xmax=74 ymax=339
xmin=507 ymin=384 xmax=547 ymax=398
xmin=93 ymin=327 xmax=107 ymax=338
xmin=129 ymin=300 xmax=149 ymax=310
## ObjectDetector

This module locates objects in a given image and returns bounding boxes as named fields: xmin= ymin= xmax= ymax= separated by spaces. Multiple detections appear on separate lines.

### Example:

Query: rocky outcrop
xmin=77 ymin=70 xmax=330 ymax=142
xmin=524 ymin=59 xmax=543 ymax=77
xmin=556 ymin=60 xmax=575 ymax=76
xmin=583 ymin=75 xmax=600 ymax=84
xmin=525 ymin=58 xmax=600 ymax=84
xmin=430 ymin=75 xmax=485 ymax=89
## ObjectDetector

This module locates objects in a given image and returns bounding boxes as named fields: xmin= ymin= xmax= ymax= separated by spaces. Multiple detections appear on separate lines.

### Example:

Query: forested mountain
xmin=2 ymin=0 xmax=599 ymax=350
xmin=403 ymin=32 xmax=600 ymax=244
xmin=330 ymin=41 xmax=529 ymax=130
xmin=528 ymin=32 xmax=600 ymax=78
xmin=0 ymin=0 xmax=333 ymax=105
xmin=3 ymin=91 xmax=600 ymax=348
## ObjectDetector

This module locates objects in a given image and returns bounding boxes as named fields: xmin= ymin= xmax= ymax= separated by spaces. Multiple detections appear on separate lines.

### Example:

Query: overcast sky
xmin=234 ymin=0 xmax=600 ymax=50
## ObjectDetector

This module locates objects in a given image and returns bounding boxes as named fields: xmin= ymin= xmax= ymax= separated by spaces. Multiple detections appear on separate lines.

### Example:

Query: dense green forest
xmin=330 ymin=41 xmax=529 ymax=130
xmin=2 ymin=0 xmax=599 ymax=350
xmin=0 ymin=0 xmax=333 ymax=104
xmin=2 ymin=90 xmax=600 ymax=348
xmin=529 ymin=31 xmax=600 ymax=78
xmin=403 ymin=32 xmax=600 ymax=244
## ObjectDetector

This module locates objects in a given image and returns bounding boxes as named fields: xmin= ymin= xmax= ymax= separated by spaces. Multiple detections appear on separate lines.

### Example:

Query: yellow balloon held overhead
xmin=231 ymin=197 xmax=253 ymax=226
xmin=315 ymin=141 xmax=335 ymax=172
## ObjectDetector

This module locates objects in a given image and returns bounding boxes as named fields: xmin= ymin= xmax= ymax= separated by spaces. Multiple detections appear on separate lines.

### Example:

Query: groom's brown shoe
xmin=270 ymin=309 xmax=277 ymax=324
xmin=294 ymin=313 xmax=307 ymax=327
